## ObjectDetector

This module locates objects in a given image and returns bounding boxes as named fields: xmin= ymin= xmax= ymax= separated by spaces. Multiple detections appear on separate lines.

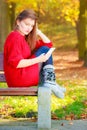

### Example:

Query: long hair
xmin=14 ymin=9 xmax=37 ymax=51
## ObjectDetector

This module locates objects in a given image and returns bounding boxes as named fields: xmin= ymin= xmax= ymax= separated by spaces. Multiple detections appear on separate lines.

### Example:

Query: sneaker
xmin=43 ymin=82 xmax=64 ymax=98
xmin=56 ymin=83 xmax=66 ymax=93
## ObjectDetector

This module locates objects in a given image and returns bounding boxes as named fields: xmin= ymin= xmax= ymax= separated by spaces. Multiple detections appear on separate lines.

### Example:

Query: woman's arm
xmin=17 ymin=53 xmax=49 ymax=68
xmin=17 ymin=29 xmax=52 ymax=68
xmin=37 ymin=29 xmax=51 ymax=43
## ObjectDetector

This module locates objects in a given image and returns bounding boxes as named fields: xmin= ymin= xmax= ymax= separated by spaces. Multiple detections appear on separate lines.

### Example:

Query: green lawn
xmin=0 ymin=80 xmax=87 ymax=120
xmin=51 ymin=80 xmax=87 ymax=119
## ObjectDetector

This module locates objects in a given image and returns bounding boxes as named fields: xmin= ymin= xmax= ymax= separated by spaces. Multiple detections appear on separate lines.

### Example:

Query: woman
xmin=4 ymin=9 xmax=66 ymax=98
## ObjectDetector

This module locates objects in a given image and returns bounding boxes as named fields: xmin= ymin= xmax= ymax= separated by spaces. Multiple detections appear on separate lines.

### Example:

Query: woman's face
xmin=17 ymin=18 xmax=35 ymax=35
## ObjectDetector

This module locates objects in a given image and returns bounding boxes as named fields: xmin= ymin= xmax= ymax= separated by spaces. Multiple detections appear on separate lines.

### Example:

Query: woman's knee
xmin=35 ymin=46 xmax=50 ymax=56
xmin=39 ymin=46 xmax=49 ymax=52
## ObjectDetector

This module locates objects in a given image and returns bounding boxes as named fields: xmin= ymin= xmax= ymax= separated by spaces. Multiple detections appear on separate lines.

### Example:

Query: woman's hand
xmin=36 ymin=28 xmax=51 ymax=43
xmin=37 ymin=53 xmax=51 ymax=63
xmin=36 ymin=28 xmax=42 ymax=35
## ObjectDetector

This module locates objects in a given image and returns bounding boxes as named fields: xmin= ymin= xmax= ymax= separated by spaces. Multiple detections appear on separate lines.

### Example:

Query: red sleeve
xmin=7 ymin=38 xmax=24 ymax=68
xmin=35 ymin=40 xmax=53 ymax=49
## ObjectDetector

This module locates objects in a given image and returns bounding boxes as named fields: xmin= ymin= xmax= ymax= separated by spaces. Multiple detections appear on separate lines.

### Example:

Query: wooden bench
xmin=0 ymin=52 xmax=51 ymax=129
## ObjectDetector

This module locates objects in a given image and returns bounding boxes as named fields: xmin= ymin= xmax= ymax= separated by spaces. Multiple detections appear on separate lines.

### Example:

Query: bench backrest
xmin=0 ymin=52 xmax=6 ymax=82
xmin=0 ymin=52 xmax=3 ymax=71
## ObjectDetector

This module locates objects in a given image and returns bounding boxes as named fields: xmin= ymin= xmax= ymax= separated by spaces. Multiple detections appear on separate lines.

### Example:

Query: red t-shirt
xmin=4 ymin=31 xmax=52 ymax=87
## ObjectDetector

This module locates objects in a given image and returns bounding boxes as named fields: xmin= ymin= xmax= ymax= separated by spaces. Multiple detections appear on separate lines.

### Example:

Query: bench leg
xmin=38 ymin=86 xmax=51 ymax=129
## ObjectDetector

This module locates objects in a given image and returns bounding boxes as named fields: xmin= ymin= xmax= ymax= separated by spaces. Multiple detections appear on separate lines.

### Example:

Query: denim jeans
xmin=34 ymin=46 xmax=53 ymax=67
xmin=34 ymin=46 xmax=53 ymax=84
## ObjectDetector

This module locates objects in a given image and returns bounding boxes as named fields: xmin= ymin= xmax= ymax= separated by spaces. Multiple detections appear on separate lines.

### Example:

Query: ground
xmin=0 ymin=49 xmax=87 ymax=130
xmin=53 ymin=49 xmax=87 ymax=80
xmin=0 ymin=119 xmax=87 ymax=130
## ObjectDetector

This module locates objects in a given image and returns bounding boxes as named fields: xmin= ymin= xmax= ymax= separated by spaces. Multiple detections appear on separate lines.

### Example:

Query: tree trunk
xmin=0 ymin=0 xmax=10 ymax=52
xmin=83 ymin=3 xmax=87 ymax=66
xmin=9 ymin=2 xmax=16 ymax=30
xmin=78 ymin=0 xmax=86 ymax=60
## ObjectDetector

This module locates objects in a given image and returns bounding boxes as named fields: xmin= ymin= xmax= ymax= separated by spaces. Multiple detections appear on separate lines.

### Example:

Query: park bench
xmin=0 ymin=52 xmax=51 ymax=129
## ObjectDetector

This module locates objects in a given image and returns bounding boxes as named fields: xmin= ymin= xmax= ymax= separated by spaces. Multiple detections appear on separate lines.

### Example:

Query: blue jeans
xmin=34 ymin=46 xmax=53 ymax=67
xmin=34 ymin=46 xmax=53 ymax=84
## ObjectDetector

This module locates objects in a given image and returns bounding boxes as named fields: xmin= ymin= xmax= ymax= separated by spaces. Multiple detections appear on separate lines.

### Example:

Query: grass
xmin=51 ymin=80 xmax=87 ymax=119
xmin=0 ymin=23 xmax=87 ymax=120
xmin=0 ymin=80 xmax=87 ymax=120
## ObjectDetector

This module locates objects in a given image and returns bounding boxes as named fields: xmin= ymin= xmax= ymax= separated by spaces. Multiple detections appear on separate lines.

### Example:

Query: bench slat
xmin=0 ymin=87 xmax=38 ymax=96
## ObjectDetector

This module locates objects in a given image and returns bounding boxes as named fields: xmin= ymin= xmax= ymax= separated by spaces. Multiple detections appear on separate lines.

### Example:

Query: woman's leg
xmin=34 ymin=46 xmax=66 ymax=98
xmin=35 ymin=46 xmax=53 ymax=84
xmin=35 ymin=46 xmax=53 ymax=66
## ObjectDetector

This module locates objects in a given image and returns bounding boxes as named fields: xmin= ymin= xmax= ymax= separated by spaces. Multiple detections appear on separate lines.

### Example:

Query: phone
xmin=45 ymin=47 xmax=55 ymax=58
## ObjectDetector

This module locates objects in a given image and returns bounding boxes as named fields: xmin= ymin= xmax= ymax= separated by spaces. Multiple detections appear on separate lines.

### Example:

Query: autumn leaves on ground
xmin=54 ymin=50 xmax=87 ymax=80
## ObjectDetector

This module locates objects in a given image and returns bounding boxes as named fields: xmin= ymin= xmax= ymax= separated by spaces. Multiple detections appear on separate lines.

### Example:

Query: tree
xmin=77 ymin=0 xmax=86 ymax=60
xmin=78 ymin=0 xmax=87 ymax=65
xmin=1 ymin=0 xmax=87 ymax=66
xmin=0 ymin=0 xmax=10 ymax=52
xmin=9 ymin=2 xmax=16 ymax=30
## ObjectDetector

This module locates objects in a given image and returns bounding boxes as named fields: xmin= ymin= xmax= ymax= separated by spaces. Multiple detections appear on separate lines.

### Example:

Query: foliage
xmin=6 ymin=0 xmax=79 ymax=26
xmin=60 ymin=0 xmax=79 ymax=26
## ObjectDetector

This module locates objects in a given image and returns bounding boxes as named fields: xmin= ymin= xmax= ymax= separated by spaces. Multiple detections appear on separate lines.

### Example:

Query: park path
xmin=53 ymin=50 xmax=87 ymax=80
xmin=0 ymin=119 xmax=87 ymax=130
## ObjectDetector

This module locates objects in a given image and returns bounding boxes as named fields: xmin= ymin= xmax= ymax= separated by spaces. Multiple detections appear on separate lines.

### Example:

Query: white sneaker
xmin=56 ymin=83 xmax=66 ymax=93
xmin=43 ymin=82 xmax=64 ymax=98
